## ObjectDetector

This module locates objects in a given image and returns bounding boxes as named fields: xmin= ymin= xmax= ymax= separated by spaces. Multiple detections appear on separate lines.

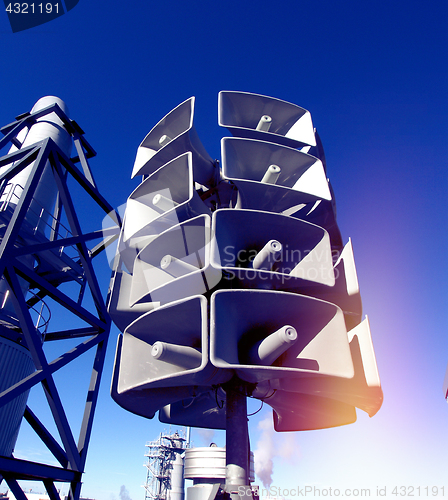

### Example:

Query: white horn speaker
xmin=316 ymin=238 xmax=362 ymax=330
xmin=303 ymin=129 xmax=327 ymax=174
xmin=210 ymin=289 xmax=353 ymax=385
xmin=159 ymin=388 xmax=227 ymax=430
xmin=111 ymin=341 xmax=202 ymax=419
xmin=131 ymin=97 xmax=218 ymax=187
xmin=218 ymin=91 xmax=316 ymax=148
xmin=270 ymin=391 xmax=357 ymax=431
xmin=129 ymin=214 xmax=221 ymax=307
xmin=270 ymin=317 xmax=382 ymax=417
xmin=221 ymin=137 xmax=331 ymax=209
xmin=122 ymin=152 xmax=210 ymax=247
xmin=113 ymin=295 xmax=231 ymax=397
xmin=281 ymin=196 xmax=342 ymax=251
xmin=107 ymin=269 xmax=161 ymax=333
xmin=210 ymin=209 xmax=335 ymax=291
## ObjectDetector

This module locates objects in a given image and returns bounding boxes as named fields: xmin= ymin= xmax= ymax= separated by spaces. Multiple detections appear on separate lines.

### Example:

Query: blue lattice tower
xmin=0 ymin=97 xmax=120 ymax=500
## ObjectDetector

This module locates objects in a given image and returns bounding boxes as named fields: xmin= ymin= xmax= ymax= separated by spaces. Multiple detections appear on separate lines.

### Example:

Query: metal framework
xmin=143 ymin=431 xmax=188 ymax=500
xmin=0 ymin=103 xmax=121 ymax=500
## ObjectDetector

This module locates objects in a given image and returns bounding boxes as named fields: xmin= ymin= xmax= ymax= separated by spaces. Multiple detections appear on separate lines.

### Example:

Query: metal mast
xmin=108 ymin=91 xmax=383 ymax=500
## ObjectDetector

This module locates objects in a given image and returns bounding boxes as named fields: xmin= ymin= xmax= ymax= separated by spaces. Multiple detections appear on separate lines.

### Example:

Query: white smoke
xmin=253 ymin=415 xmax=299 ymax=488
xmin=195 ymin=428 xmax=216 ymax=445
xmin=119 ymin=485 xmax=132 ymax=500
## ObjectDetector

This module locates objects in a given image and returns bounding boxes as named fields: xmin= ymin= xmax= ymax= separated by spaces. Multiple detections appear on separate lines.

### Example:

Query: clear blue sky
xmin=1 ymin=1 xmax=448 ymax=499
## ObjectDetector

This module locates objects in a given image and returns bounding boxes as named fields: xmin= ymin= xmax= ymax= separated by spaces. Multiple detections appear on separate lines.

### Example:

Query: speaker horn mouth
xmin=218 ymin=91 xmax=317 ymax=148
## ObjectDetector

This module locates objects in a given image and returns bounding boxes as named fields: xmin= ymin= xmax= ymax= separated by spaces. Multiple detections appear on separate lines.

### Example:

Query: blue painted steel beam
xmin=51 ymin=144 xmax=121 ymax=226
xmin=13 ymin=259 xmax=108 ymax=330
xmin=4 ymin=478 xmax=29 ymax=500
xmin=12 ymin=226 xmax=119 ymax=257
xmin=44 ymin=479 xmax=62 ymax=500
xmin=43 ymin=479 xmax=61 ymax=500
xmin=77 ymin=337 xmax=108 ymax=469
xmin=3 ymin=267 xmax=83 ymax=472
xmin=0 ymin=331 xmax=107 ymax=407
xmin=51 ymin=152 xmax=110 ymax=323
xmin=24 ymin=407 xmax=69 ymax=468
xmin=0 ymin=140 xmax=50 ymax=267
xmin=0 ymin=143 xmax=40 ymax=170
xmin=0 ymin=456 xmax=80 ymax=482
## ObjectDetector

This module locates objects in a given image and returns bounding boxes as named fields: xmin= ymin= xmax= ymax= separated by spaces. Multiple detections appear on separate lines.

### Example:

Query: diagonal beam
xmin=50 ymin=152 xmax=110 ymax=323
xmin=2 ymin=267 xmax=82 ymax=471
xmin=0 ymin=142 xmax=40 ymax=172
xmin=44 ymin=479 xmax=62 ymax=500
xmin=13 ymin=226 xmax=120 ymax=257
xmin=73 ymin=134 xmax=96 ymax=188
xmin=75 ymin=133 xmax=96 ymax=159
xmin=0 ymin=140 xmax=50 ymax=272
xmin=24 ymin=407 xmax=69 ymax=468
xmin=3 ymin=265 xmax=48 ymax=370
xmin=51 ymin=143 xmax=121 ymax=226
xmin=0 ymin=116 xmax=31 ymax=151
xmin=0 ymin=331 xmax=107 ymax=407
xmin=40 ymin=376 xmax=83 ymax=472
xmin=77 ymin=337 xmax=108 ymax=468
xmin=13 ymin=258 xmax=108 ymax=330
xmin=4 ymin=478 xmax=29 ymax=500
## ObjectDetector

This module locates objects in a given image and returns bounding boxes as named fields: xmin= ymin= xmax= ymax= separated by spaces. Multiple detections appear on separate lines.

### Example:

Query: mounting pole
xmin=225 ymin=379 xmax=251 ymax=499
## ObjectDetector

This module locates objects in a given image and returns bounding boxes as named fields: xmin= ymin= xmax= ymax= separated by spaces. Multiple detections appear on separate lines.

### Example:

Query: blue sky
xmin=1 ymin=1 xmax=448 ymax=499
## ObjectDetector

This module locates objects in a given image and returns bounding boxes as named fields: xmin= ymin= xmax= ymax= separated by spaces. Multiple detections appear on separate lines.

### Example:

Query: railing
xmin=28 ymin=288 xmax=52 ymax=337
xmin=0 ymin=181 xmax=78 ymax=259
xmin=0 ymin=286 xmax=51 ymax=336
xmin=0 ymin=182 xmax=24 ymax=212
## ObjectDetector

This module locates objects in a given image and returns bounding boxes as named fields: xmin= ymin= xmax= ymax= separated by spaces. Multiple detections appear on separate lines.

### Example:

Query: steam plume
xmin=253 ymin=415 xmax=299 ymax=488
xmin=196 ymin=428 xmax=216 ymax=445
xmin=119 ymin=485 xmax=132 ymax=500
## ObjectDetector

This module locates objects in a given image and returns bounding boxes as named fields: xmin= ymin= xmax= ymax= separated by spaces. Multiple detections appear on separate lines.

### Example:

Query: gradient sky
xmin=1 ymin=1 xmax=448 ymax=499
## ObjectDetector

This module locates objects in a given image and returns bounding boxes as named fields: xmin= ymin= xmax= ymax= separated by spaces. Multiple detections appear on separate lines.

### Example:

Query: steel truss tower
xmin=0 ymin=98 xmax=120 ymax=500
xmin=143 ymin=431 xmax=187 ymax=500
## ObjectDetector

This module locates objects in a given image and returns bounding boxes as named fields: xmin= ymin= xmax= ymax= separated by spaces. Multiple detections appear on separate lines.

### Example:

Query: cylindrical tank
xmin=184 ymin=447 xmax=227 ymax=483
xmin=0 ymin=96 xmax=72 ymax=230
xmin=0 ymin=336 xmax=34 ymax=456
xmin=170 ymin=451 xmax=185 ymax=500
xmin=185 ymin=447 xmax=254 ymax=500
xmin=0 ymin=96 xmax=72 ymax=327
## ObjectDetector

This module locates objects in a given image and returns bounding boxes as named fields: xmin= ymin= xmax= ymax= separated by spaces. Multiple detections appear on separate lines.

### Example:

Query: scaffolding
xmin=143 ymin=431 xmax=189 ymax=500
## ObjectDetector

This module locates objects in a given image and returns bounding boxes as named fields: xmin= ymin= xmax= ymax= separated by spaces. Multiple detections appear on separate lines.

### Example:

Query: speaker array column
xmin=108 ymin=91 xmax=383 ymax=499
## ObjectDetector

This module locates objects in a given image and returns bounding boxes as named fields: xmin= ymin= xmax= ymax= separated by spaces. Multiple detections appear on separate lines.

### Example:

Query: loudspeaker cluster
xmin=107 ymin=92 xmax=382 ymax=432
